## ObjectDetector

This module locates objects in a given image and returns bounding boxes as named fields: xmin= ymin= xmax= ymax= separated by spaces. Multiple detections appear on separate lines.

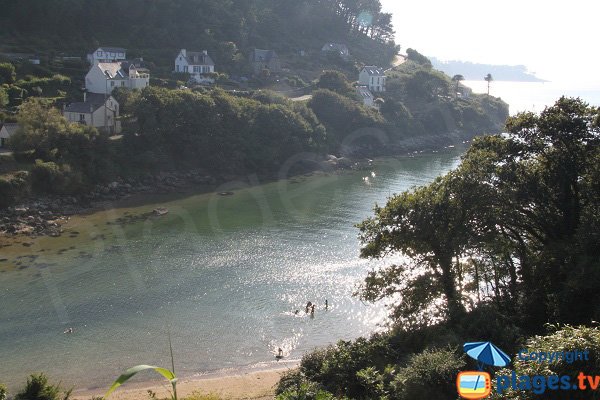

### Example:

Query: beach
xmin=72 ymin=364 xmax=298 ymax=400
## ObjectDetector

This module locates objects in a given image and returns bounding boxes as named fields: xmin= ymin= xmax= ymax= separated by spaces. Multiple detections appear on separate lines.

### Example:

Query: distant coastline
xmin=430 ymin=57 xmax=548 ymax=82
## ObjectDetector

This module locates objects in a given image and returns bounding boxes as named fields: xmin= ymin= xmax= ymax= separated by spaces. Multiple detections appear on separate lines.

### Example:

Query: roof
xmin=361 ymin=66 xmax=385 ymax=76
xmin=181 ymin=50 xmax=214 ymax=66
xmin=64 ymin=93 xmax=112 ymax=114
xmin=96 ymin=61 xmax=148 ymax=78
xmin=356 ymin=86 xmax=373 ymax=99
xmin=250 ymin=49 xmax=278 ymax=63
xmin=97 ymin=47 xmax=126 ymax=53
xmin=0 ymin=123 xmax=19 ymax=138
xmin=322 ymin=43 xmax=349 ymax=53
xmin=97 ymin=62 xmax=127 ymax=79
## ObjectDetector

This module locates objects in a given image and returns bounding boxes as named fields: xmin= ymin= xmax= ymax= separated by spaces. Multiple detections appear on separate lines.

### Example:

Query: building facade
xmin=359 ymin=66 xmax=386 ymax=92
xmin=174 ymin=49 xmax=215 ymax=84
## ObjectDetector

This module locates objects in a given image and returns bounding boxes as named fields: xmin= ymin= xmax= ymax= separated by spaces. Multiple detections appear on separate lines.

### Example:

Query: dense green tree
xmin=0 ymin=86 xmax=8 ymax=108
xmin=308 ymin=89 xmax=386 ymax=148
xmin=357 ymin=174 xmax=471 ymax=325
xmin=315 ymin=70 xmax=354 ymax=97
xmin=14 ymin=374 xmax=71 ymax=400
xmin=357 ymin=97 xmax=600 ymax=330
xmin=0 ymin=63 xmax=16 ymax=84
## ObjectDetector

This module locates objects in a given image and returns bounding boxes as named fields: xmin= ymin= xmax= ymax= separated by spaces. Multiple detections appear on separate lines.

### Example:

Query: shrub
xmin=490 ymin=325 xmax=600 ymax=399
xmin=0 ymin=384 xmax=7 ymax=400
xmin=30 ymin=160 xmax=83 ymax=194
xmin=14 ymin=374 xmax=71 ymax=400
xmin=276 ymin=381 xmax=335 ymax=400
xmin=389 ymin=347 xmax=465 ymax=400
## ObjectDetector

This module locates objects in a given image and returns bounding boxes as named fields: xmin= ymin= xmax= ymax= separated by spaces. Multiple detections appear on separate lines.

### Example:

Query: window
xmin=97 ymin=51 xmax=102 ymax=57
xmin=79 ymin=114 xmax=85 ymax=121
xmin=111 ymin=81 xmax=115 ymax=87
xmin=121 ymin=81 xmax=125 ymax=86
xmin=183 ymin=66 xmax=188 ymax=72
xmin=193 ymin=66 xmax=200 ymax=73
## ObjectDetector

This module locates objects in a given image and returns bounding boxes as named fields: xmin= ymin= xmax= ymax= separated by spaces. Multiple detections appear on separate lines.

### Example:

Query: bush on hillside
xmin=14 ymin=374 xmax=71 ymax=400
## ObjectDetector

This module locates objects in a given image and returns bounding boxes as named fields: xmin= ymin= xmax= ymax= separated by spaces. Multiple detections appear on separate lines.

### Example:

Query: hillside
xmin=0 ymin=0 xmax=399 ymax=70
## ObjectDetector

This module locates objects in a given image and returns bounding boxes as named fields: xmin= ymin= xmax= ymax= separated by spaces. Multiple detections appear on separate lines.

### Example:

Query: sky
xmin=379 ymin=0 xmax=600 ymax=85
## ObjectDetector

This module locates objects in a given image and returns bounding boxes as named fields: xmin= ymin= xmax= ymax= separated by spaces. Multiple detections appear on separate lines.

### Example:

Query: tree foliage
xmin=14 ymin=374 xmax=71 ymax=400
xmin=0 ymin=63 xmax=16 ymax=84
xmin=358 ymin=97 xmax=600 ymax=331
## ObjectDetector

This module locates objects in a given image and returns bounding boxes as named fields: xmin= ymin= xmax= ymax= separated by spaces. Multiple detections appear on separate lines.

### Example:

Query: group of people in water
xmin=278 ymin=299 xmax=329 ymax=360
xmin=292 ymin=299 xmax=328 ymax=316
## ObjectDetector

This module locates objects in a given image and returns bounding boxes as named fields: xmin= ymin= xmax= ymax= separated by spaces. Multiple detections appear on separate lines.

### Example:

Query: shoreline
xmin=72 ymin=362 xmax=300 ymax=400
xmin=0 ymin=132 xmax=477 ymax=244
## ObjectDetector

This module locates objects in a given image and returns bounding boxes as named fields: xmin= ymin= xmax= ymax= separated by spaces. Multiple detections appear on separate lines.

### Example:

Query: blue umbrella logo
xmin=464 ymin=341 xmax=511 ymax=370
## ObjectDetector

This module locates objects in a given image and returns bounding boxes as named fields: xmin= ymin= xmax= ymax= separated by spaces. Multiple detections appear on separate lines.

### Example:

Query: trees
xmin=484 ymin=73 xmax=493 ymax=95
xmin=357 ymin=97 xmax=600 ymax=331
xmin=0 ymin=63 xmax=16 ymax=84
xmin=451 ymin=74 xmax=464 ymax=96
xmin=357 ymin=175 xmax=471 ymax=325
xmin=316 ymin=70 xmax=354 ymax=97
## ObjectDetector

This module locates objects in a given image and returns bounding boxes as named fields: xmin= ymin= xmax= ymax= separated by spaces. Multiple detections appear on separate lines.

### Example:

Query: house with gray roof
xmin=85 ymin=61 xmax=149 ymax=94
xmin=359 ymin=66 xmax=386 ymax=92
xmin=321 ymin=43 xmax=350 ymax=60
xmin=87 ymin=47 xmax=127 ymax=65
xmin=0 ymin=123 xmax=19 ymax=148
xmin=175 ymin=49 xmax=215 ymax=84
xmin=63 ymin=93 xmax=121 ymax=134
xmin=249 ymin=49 xmax=281 ymax=75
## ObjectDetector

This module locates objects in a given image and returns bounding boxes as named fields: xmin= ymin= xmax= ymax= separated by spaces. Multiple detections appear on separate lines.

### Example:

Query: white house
xmin=356 ymin=85 xmax=375 ymax=108
xmin=85 ymin=61 xmax=149 ymax=94
xmin=174 ymin=49 xmax=215 ymax=84
xmin=87 ymin=47 xmax=127 ymax=65
xmin=0 ymin=123 xmax=19 ymax=148
xmin=322 ymin=43 xmax=350 ymax=60
xmin=63 ymin=93 xmax=121 ymax=134
xmin=359 ymin=66 xmax=386 ymax=92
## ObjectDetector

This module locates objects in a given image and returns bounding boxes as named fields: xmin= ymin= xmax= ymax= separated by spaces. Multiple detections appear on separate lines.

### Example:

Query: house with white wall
xmin=175 ymin=49 xmax=215 ymax=84
xmin=359 ymin=66 xmax=386 ymax=92
xmin=85 ymin=61 xmax=149 ymax=94
xmin=87 ymin=47 xmax=127 ymax=65
xmin=63 ymin=93 xmax=121 ymax=134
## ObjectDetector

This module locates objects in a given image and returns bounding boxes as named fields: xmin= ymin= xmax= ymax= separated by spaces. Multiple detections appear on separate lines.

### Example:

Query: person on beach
xmin=63 ymin=327 xmax=73 ymax=334
xmin=305 ymin=301 xmax=312 ymax=313
xmin=276 ymin=347 xmax=284 ymax=360
xmin=311 ymin=304 xmax=315 ymax=314
xmin=325 ymin=299 xmax=328 ymax=310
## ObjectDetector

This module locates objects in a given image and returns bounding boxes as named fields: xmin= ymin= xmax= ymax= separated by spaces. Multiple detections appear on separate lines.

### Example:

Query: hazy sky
xmin=380 ymin=0 xmax=599 ymax=85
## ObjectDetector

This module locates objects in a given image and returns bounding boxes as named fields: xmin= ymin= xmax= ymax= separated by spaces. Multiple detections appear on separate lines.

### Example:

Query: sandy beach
xmin=72 ymin=364 xmax=298 ymax=400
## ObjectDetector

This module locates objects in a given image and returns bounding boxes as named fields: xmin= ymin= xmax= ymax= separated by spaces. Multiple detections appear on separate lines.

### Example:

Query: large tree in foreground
xmin=358 ymin=97 xmax=600 ymax=331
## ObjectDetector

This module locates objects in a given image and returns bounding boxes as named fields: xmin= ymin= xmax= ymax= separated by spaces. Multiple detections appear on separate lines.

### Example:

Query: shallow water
xmin=0 ymin=151 xmax=462 ymax=390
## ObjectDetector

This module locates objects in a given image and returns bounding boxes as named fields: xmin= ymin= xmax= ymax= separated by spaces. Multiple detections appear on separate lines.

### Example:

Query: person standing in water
xmin=325 ymin=299 xmax=328 ymax=310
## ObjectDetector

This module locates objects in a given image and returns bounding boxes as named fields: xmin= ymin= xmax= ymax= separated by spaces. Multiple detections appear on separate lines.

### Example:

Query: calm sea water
xmin=463 ymin=80 xmax=600 ymax=115
xmin=0 ymin=152 xmax=463 ymax=391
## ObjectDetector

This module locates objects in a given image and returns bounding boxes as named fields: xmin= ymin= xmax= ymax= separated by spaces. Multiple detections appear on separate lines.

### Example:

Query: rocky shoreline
xmin=0 ymin=157 xmax=365 ymax=240
xmin=0 ymin=128 xmax=476 ymax=240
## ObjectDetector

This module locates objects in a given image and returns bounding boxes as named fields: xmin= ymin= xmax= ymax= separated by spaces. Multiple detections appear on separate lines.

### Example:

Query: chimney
xmin=181 ymin=49 xmax=186 ymax=57
xmin=83 ymin=91 xmax=87 ymax=102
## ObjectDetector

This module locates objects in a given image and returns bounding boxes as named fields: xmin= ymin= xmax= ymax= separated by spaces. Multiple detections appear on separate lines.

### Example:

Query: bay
xmin=0 ymin=151 xmax=463 ymax=390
